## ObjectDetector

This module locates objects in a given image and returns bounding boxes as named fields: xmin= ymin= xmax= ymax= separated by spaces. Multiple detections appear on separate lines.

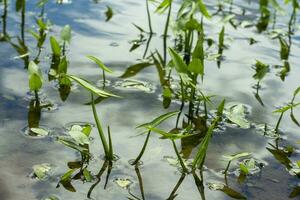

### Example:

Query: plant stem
xmin=172 ymin=140 xmax=189 ymax=173
xmin=131 ymin=130 xmax=151 ymax=165
xmin=91 ymin=93 xmax=110 ymax=159
xmin=163 ymin=1 xmax=172 ymax=65
xmin=275 ymin=112 xmax=284 ymax=134
xmin=107 ymin=126 xmax=113 ymax=160
xmin=146 ymin=0 xmax=153 ymax=34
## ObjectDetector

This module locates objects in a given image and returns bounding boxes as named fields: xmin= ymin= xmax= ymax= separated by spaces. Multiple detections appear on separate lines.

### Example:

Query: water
xmin=1 ymin=0 xmax=300 ymax=199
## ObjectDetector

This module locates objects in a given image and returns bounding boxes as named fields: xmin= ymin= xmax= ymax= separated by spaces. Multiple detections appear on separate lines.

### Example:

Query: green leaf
xmin=61 ymin=25 xmax=71 ymax=43
xmin=58 ymin=56 xmax=68 ymax=74
xmin=137 ymin=111 xmax=180 ymax=129
xmin=83 ymin=169 xmax=92 ymax=182
xmin=29 ymin=74 xmax=43 ymax=91
xmin=188 ymin=58 xmax=203 ymax=75
xmin=86 ymin=55 xmax=113 ymax=73
xmin=16 ymin=0 xmax=25 ymax=12
xmin=239 ymin=163 xmax=249 ymax=174
xmin=82 ymin=125 xmax=92 ymax=137
xmin=28 ymin=61 xmax=42 ymax=77
xmin=225 ymin=104 xmax=250 ymax=129
xmin=33 ymin=163 xmax=52 ymax=180
xmin=219 ymin=26 xmax=225 ymax=49
xmin=155 ymin=0 xmax=172 ymax=14
xmin=30 ymin=128 xmax=49 ymax=136
xmin=223 ymin=152 xmax=251 ymax=161
xmin=279 ymin=37 xmax=289 ymax=60
xmin=197 ymin=0 xmax=211 ymax=18
xmin=274 ymin=103 xmax=300 ymax=113
xmin=221 ymin=185 xmax=247 ymax=200
xmin=119 ymin=62 xmax=153 ymax=78
xmin=115 ymin=178 xmax=132 ymax=189
xmin=168 ymin=48 xmax=188 ymax=74
xmin=50 ymin=36 xmax=61 ymax=56
xmin=217 ymin=99 xmax=226 ymax=118
xmin=69 ymin=130 xmax=89 ymax=145
xmin=60 ymin=169 xmax=76 ymax=182
xmin=293 ymin=87 xmax=300 ymax=99
xmin=105 ymin=6 xmax=114 ymax=22
xmin=192 ymin=118 xmax=219 ymax=169
xmin=57 ymin=137 xmax=89 ymax=154
xmin=145 ymin=126 xmax=194 ymax=140
xmin=253 ymin=60 xmax=269 ymax=81
xmin=67 ymin=75 xmax=119 ymax=98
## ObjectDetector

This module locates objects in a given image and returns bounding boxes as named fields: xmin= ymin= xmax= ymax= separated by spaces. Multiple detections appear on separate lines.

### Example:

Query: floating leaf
xmin=115 ymin=178 xmax=132 ymax=189
xmin=69 ymin=130 xmax=89 ymax=145
xmin=32 ymin=163 xmax=52 ymax=180
xmin=225 ymin=104 xmax=250 ymax=129
xmin=30 ymin=127 xmax=49 ymax=136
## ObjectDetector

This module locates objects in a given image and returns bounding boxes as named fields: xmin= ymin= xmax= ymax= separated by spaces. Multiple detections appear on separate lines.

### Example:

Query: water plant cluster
xmin=1 ymin=0 xmax=300 ymax=199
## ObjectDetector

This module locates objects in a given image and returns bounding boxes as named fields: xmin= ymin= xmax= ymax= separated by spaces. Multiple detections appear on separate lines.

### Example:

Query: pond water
xmin=1 ymin=0 xmax=300 ymax=200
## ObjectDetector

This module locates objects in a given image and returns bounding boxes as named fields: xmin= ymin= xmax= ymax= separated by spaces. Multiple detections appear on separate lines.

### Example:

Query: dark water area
xmin=1 ymin=0 xmax=300 ymax=199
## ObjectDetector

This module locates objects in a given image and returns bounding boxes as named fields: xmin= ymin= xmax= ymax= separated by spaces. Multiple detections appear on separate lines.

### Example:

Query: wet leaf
xmin=33 ymin=163 xmax=52 ymax=180
xmin=223 ymin=152 xmax=251 ymax=161
xmin=86 ymin=55 xmax=113 ymax=73
xmin=115 ymin=178 xmax=132 ymax=189
xmin=168 ymin=48 xmax=188 ymax=74
xmin=289 ymin=186 xmax=300 ymax=198
xmin=57 ymin=137 xmax=89 ymax=154
xmin=188 ymin=58 xmax=203 ymax=75
xmin=50 ymin=36 xmax=61 ymax=56
xmin=68 ymin=130 xmax=90 ymax=145
xmin=30 ymin=128 xmax=49 ymax=136
xmin=67 ymin=75 xmax=119 ymax=97
xmin=105 ymin=6 xmax=113 ymax=22
xmin=83 ymin=169 xmax=92 ymax=182
xmin=119 ymin=62 xmax=153 ymax=78
xmin=239 ymin=163 xmax=249 ymax=174
xmin=225 ymin=104 xmax=250 ymax=129
xmin=61 ymin=25 xmax=71 ymax=43
xmin=145 ymin=126 xmax=194 ymax=140
xmin=197 ymin=0 xmax=211 ymax=18
xmin=137 ymin=111 xmax=180 ymax=129
xmin=253 ymin=60 xmax=269 ymax=81
xmin=221 ymin=186 xmax=247 ymax=200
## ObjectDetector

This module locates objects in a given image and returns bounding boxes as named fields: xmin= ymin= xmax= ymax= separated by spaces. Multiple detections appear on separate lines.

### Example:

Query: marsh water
xmin=1 ymin=0 xmax=300 ymax=200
